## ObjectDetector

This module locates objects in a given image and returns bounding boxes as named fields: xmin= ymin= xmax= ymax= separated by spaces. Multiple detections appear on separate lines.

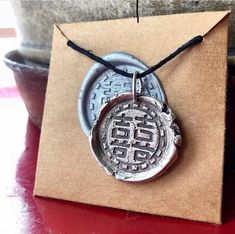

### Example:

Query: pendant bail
xmin=132 ymin=71 xmax=139 ymax=102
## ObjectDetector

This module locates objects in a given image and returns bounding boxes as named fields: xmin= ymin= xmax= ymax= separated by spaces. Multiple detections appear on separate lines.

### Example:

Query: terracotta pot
xmin=3 ymin=50 xmax=49 ymax=128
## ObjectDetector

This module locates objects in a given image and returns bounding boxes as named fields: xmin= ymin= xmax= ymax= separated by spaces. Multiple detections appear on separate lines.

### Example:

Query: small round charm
xmin=90 ymin=93 xmax=181 ymax=182
xmin=78 ymin=52 xmax=167 ymax=135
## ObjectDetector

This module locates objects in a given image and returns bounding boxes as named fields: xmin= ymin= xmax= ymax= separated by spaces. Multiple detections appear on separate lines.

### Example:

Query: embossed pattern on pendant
xmin=100 ymin=100 xmax=168 ymax=174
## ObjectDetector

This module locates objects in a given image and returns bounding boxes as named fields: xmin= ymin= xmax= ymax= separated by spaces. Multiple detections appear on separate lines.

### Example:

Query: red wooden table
xmin=0 ymin=85 xmax=235 ymax=234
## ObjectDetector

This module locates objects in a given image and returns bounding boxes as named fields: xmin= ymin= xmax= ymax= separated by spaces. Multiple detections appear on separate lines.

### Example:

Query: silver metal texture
xmin=132 ymin=71 xmax=138 ymax=102
xmin=78 ymin=52 xmax=167 ymax=135
xmin=90 ymin=93 xmax=182 ymax=182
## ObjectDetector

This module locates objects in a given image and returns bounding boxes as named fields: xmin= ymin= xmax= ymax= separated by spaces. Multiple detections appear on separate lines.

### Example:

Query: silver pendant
xmin=78 ymin=52 xmax=166 ymax=135
xmin=90 ymin=72 xmax=181 ymax=182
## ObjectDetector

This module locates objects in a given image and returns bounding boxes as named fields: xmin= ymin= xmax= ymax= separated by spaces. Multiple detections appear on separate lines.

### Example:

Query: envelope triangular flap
xmin=54 ymin=11 xmax=230 ymax=59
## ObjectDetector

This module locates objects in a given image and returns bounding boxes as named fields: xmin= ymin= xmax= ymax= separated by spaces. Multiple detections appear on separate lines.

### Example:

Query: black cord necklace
xmin=55 ymin=24 xmax=203 ymax=79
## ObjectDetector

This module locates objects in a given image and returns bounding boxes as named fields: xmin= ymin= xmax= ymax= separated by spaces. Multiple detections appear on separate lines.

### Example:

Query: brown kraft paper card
xmin=34 ymin=11 xmax=229 ymax=224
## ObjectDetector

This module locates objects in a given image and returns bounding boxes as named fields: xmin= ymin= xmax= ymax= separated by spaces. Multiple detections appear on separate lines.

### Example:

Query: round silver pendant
xmin=78 ymin=52 xmax=167 ymax=135
xmin=90 ymin=93 xmax=182 ymax=182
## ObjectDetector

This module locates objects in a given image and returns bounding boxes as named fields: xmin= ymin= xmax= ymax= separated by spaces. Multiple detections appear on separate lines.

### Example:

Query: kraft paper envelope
xmin=34 ymin=11 xmax=229 ymax=224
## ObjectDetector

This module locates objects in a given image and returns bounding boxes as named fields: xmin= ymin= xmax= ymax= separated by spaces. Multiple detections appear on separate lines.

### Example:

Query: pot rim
xmin=3 ymin=49 xmax=49 ymax=74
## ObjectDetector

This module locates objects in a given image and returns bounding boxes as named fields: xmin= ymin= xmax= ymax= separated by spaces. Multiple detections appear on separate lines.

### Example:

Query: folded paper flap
xmin=200 ymin=11 xmax=230 ymax=36
xmin=58 ymin=11 xmax=230 ymax=33
xmin=55 ymin=11 xmax=230 ymax=68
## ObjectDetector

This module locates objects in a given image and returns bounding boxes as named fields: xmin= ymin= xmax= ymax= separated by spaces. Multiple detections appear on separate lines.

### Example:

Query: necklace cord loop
xmin=56 ymin=24 xmax=203 ymax=79
xmin=132 ymin=71 xmax=138 ymax=102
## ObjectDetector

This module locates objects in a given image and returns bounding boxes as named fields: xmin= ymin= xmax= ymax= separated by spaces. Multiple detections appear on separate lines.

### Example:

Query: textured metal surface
xmin=90 ymin=94 xmax=181 ymax=182
xmin=78 ymin=52 xmax=166 ymax=135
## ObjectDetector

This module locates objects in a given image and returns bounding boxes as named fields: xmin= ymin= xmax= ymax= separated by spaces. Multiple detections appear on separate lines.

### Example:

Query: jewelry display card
xmin=34 ymin=11 xmax=229 ymax=224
